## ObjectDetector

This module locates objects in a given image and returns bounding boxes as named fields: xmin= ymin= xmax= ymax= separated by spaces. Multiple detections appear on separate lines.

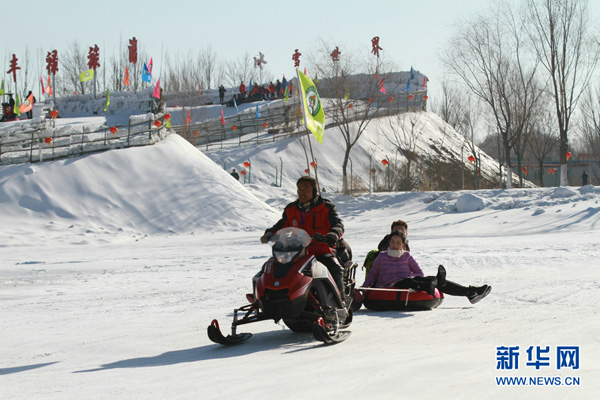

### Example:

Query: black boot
xmin=467 ymin=285 xmax=492 ymax=304
xmin=436 ymin=265 xmax=447 ymax=287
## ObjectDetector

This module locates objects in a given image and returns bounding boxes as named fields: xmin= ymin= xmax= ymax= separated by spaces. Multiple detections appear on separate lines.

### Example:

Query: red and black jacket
xmin=265 ymin=196 xmax=344 ymax=256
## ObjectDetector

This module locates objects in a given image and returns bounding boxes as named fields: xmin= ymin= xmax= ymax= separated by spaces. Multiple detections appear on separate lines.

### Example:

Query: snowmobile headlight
xmin=273 ymin=249 xmax=301 ymax=264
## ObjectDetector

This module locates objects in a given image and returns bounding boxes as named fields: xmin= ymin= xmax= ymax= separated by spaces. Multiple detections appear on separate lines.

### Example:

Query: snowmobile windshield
xmin=271 ymin=227 xmax=311 ymax=265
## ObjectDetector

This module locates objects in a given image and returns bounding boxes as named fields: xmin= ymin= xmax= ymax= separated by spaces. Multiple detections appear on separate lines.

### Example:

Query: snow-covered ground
xmin=1 ymin=127 xmax=599 ymax=399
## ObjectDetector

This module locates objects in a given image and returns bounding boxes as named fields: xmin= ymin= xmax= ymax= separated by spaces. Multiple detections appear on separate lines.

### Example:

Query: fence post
xmin=29 ymin=131 xmax=35 ymax=162
xmin=128 ymin=119 xmax=131 ymax=144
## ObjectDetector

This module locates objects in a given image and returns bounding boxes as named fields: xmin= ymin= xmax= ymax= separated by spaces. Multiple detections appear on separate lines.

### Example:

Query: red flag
xmin=124 ymin=66 xmax=130 ymax=87
xmin=152 ymin=79 xmax=161 ymax=98
xmin=375 ymin=66 xmax=379 ymax=80
xmin=47 ymin=76 xmax=53 ymax=96
xmin=198 ymin=84 xmax=201 ymax=96
xmin=304 ymin=67 xmax=307 ymax=75
xmin=186 ymin=109 xmax=191 ymax=125
xmin=379 ymin=78 xmax=386 ymax=94
xmin=221 ymin=108 xmax=225 ymax=125
xmin=422 ymin=76 xmax=428 ymax=89
xmin=40 ymin=76 xmax=45 ymax=95
xmin=148 ymin=57 xmax=153 ymax=74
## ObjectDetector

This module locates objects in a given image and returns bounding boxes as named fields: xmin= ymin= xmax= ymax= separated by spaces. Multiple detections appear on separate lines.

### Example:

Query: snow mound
xmin=551 ymin=186 xmax=578 ymax=198
xmin=455 ymin=193 xmax=486 ymax=212
xmin=0 ymin=134 xmax=278 ymax=244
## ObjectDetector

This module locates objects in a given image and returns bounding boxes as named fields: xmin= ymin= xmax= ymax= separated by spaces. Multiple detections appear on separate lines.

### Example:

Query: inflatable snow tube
xmin=363 ymin=288 xmax=444 ymax=311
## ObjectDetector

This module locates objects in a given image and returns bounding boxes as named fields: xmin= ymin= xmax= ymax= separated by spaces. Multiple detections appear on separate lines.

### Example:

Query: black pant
xmin=394 ymin=277 xmax=469 ymax=297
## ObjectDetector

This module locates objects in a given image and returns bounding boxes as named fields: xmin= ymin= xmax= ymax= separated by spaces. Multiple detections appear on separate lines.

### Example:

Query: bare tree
xmin=526 ymin=0 xmax=599 ymax=186
xmin=62 ymin=41 xmax=89 ymax=95
xmin=442 ymin=2 xmax=542 ymax=188
xmin=528 ymin=107 xmax=559 ymax=186
xmin=306 ymin=39 xmax=389 ymax=194
xmin=579 ymin=86 xmax=600 ymax=156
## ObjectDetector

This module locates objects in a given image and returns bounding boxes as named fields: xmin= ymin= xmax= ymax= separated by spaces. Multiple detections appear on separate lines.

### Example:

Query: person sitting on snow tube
xmin=362 ymin=230 xmax=491 ymax=305
xmin=362 ymin=219 xmax=411 ymax=281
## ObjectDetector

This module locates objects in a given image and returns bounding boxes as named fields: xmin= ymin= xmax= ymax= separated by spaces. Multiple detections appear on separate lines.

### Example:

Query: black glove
xmin=315 ymin=232 xmax=338 ymax=247
xmin=260 ymin=232 xmax=273 ymax=244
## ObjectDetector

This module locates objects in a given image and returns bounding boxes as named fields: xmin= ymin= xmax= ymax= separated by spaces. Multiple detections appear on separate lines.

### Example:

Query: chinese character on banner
xmin=330 ymin=46 xmax=341 ymax=62
xmin=526 ymin=346 xmax=551 ymax=369
xmin=88 ymin=45 xmax=100 ymax=70
xmin=128 ymin=37 xmax=138 ymax=64
xmin=557 ymin=346 xmax=580 ymax=370
xmin=371 ymin=36 xmax=383 ymax=58
xmin=254 ymin=52 xmax=267 ymax=69
xmin=496 ymin=346 xmax=520 ymax=370
xmin=292 ymin=49 xmax=302 ymax=68
xmin=7 ymin=54 xmax=20 ymax=83
xmin=46 ymin=50 xmax=59 ymax=75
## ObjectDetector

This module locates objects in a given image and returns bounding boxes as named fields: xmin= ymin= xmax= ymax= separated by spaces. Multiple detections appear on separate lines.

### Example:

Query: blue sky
xmin=3 ymin=0 xmax=600 ymax=98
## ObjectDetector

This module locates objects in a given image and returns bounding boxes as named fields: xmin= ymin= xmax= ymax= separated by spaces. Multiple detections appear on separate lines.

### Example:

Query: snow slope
xmin=1 ymin=119 xmax=599 ymax=399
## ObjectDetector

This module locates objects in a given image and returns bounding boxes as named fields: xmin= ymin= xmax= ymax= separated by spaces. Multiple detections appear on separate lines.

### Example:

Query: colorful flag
xmin=124 ymin=67 xmax=130 ymax=87
xmin=148 ymin=57 xmax=153 ymax=74
xmin=142 ymin=63 xmax=151 ymax=83
xmin=221 ymin=108 xmax=225 ymax=125
xmin=406 ymin=79 xmax=410 ymax=91
xmin=379 ymin=79 xmax=386 ymax=94
xmin=375 ymin=66 xmax=379 ymax=80
xmin=47 ymin=76 xmax=52 ymax=96
xmin=314 ymin=72 xmax=319 ymax=85
xmin=186 ymin=109 xmax=191 ymax=125
xmin=255 ymin=105 xmax=259 ymax=119
xmin=198 ymin=83 xmax=201 ymax=96
xmin=104 ymin=89 xmax=110 ymax=111
xmin=79 ymin=70 xmax=94 ymax=82
xmin=297 ymin=69 xmax=325 ymax=144
xmin=344 ymin=87 xmax=349 ymax=100
xmin=284 ymin=87 xmax=289 ymax=103
xmin=410 ymin=66 xmax=414 ymax=79
xmin=0 ymin=79 xmax=4 ymax=95
xmin=233 ymin=98 xmax=239 ymax=113
xmin=422 ymin=75 xmax=428 ymax=89
xmin=19 ymin=92 xmax=34 ymax=113
xmin=40 ymin=76 xmax=45 ymax=95
xmin=152 ymin=79 xmax=161 ymax=98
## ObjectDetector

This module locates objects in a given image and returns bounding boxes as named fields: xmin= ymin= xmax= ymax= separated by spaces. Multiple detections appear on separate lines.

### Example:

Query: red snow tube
xmin=363 ymin=288 xmax=444 ymax=311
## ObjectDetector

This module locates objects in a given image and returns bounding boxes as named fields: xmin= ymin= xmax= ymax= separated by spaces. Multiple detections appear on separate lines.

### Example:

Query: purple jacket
xmin=362 ymin=251 xmax=424 ymax=288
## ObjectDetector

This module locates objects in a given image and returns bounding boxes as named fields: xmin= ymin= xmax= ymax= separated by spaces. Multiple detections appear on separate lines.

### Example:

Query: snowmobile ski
xmin=207 ymin=319 xmax=252 ymax=345
xmin=312 ymin=318 xmax=351 ymax=345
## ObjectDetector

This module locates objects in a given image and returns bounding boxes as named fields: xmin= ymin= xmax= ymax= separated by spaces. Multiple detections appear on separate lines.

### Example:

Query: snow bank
xmin=455 ymin=193 xmax=486 ymax=212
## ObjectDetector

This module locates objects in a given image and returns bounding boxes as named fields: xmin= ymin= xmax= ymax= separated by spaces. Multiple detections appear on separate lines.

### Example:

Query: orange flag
xmin=186 ymin=109 xmax=191 ymax=125
xmin=124 ymin=66 xmax=130 ymax=87
xmin=19 ymin=92 xmax=34 ymax=113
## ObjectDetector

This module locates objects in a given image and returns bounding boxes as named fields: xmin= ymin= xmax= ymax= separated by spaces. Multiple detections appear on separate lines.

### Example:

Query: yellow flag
xmin=297 ymin=69 xmax=325 ymax=144
xmin=79 ymin=70 xmax=94 ymax=82
xmin=104 ymin=89 xmax=110 ymax=111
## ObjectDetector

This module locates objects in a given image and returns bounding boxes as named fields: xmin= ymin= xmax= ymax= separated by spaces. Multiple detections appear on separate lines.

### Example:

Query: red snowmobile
xmin=207 ymin=227 xmax=357 ymax=345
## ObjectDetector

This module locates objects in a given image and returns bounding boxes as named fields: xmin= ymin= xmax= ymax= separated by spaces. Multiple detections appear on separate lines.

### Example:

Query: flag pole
xmin=295 ymin=68 xmax=321 ymax=197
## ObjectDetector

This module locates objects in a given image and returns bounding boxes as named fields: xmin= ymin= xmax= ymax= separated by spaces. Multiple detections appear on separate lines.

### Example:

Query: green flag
xmin=344 ymin=87 xmax=349 ymax=100
xmin=314 ymin=73 xmax=319 ymax=85
xmin=79 ymin=70 xmax=94 ymax=82
xmin=0 ymin=80 xmax=4 ymax=95
xmin=14 ymin=93 xmax=21 ymax=116
xmin=104 ymin=89 xmax=110 ymax=111
xmin=297 ymin=69 xmax=325 ymax=144
xmin=284 ymin=87 xmax=289 ymax=103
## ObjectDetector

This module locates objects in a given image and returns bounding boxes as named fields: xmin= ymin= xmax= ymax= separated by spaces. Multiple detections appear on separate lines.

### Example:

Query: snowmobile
xmin=207 ymin=227 xmax=358 ymax=345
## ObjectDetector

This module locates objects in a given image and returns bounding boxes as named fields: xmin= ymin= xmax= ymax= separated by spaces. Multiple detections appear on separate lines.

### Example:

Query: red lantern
xmin=310 ymin=161 xmax=317 ymax=168
xmin=164 ymin=113 xmax=171 ymax=121
xmin=193 ymin=131 xmax=199 ymax=136
xmin=243 ymin=161 xmax=251 ymax=168
xmin=468 ymin=155 xmax=475 ymax=164
xmin=566 ymin=151 xmax=572 ymax=160
xmin=241 ymin=170 xmax=246 ymax=176
xmin=388 ymin=96 xmax=394 ymax=102
xmin=304 ymin=169 xmax=309 ymax=174
xmin=367 ymin=98 xmax=373 ymax=103
xmin=110 ymin=126 xmax=118 ymax=135
xmin=153 ymin=120 xmax=161 ymax=127
xmin=423 ymin=95 xmax=429 ymax=100
xmin=44 ymin=137 xmax=52 ymax=144
xmin=50 ymin=110 xmax=58 ymax=118
xmin=522 ymin=166 xmax=528 ymax=175
xmin=408 ymin=94 xmax=414 ymax=100
xmin=262 ymin=122 xmax=268 ymax=128
xmin=232 ymin=125 xmax=237 ymax=131
xmin=381 ymin=159 xmax=389 ymax=166
xmin=348 ymin=103 xmax=354 ymax=109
